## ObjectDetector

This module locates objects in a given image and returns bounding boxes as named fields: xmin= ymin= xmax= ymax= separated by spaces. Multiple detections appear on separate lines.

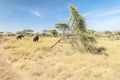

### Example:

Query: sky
xmin=0 ymin=0 xmax=120 ymax=32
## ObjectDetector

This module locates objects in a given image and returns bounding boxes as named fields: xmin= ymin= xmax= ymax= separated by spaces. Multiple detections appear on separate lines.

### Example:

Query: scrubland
xmin=0 ymin=37 xmax=120 ymax=80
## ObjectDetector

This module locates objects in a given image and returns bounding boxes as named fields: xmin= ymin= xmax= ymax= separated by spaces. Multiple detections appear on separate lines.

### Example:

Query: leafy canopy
xmin=55 ymin=23 xmax=69 ymax=35
xmin=69 ymin=5 xmax=96 ymax=53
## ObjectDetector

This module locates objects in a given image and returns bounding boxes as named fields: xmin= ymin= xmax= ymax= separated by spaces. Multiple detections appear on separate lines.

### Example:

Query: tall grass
xmin=0 ymin=37 xmax=120 ymax=80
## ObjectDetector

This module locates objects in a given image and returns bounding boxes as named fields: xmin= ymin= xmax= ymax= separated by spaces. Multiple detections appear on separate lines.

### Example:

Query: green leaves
xmin=16 ymin=29 xmax=34 ymax=36
xmin=49 ymin=29 xmax=58 ymax=37
xmin=55 ymin=23 xmax=69 ymax=35
xmin=69 ymin=5 xmax=86 ymax=32
xmin=69 ymin=5 xmax=96 ymax=53
xmin=0 ymin=32 xmax=4 ymax=39
xmin=55 ymin=23 xmax=69 ymax=29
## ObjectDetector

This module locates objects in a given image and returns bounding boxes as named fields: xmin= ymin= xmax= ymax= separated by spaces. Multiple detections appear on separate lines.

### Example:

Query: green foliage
xmin=16 ymin=29 xmax=34 ymax=36
xmin=34 ymin=32 xmax=43 ymax=36
xmin=113 ymin=31 xmax=120 ymax=40
xmin=49 ymin=29 xmax=58 ymax=37
xmin=69 ymin=5 xmax=86 ymax=32
xmin=0 ymin=32 xmax=4 ymax=34
xmin=103 ymin=31 xmax=113 ymax=38
xmin=104 ymin=31 xmax=112 ymax=34
xmin=23 ymin=29 xmax=34 ymax=33
xmin=69 ymin=5 xmax=97 ymax=53
xmin=55 ymin=23 xmax=69 ymax=35
xmin=6 ymin=32 xmax=15 ymax=36
xmin=16 ymin=31 xmax=24 ymax=34
xmin=42 ymin=29 xmax=50 ymax=36
xmin=87 ymin=30 xmax=96 ymax=34
xmin=0 ymin=32 xmax=4 ymax=39
xmin=114 ymin=31 xmax=120 ymax=35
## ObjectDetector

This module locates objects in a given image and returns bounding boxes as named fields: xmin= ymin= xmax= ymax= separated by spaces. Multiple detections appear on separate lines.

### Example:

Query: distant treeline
xmin=0 ymin=29 xmax=58 ymax=38
xmin=0 ymin=29 xmax=120 ymax=39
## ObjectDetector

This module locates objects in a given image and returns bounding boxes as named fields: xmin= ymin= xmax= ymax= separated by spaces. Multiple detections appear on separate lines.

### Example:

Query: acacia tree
xmin=42 ymin=29 xmax=50 ymax=36
xmin=6 ymin=32 xmax=15 ymax=36
xmin=23 ymin=29 xmax=34 ymax=36
xmin=0 ymin=32 xmax=4 ymax=39
xmin=49 ymin=29 xmax=58 ymax=37
xmin=69 ymin=5 xmax=96 ymax=53
xmin=114 ymin=31 xmax=120 ymax=40
xmin=16 ymin=29 xmax=34 ymax=36
xmin=87 ymin=30 xmax=95 ymax=34
xmin=104 ymin=31 xmax=113 ymax=38
xmin=50 ymin=5 xmax=106 ymax=54
xmin=55 ymin=23 xmax=69 ymax=36
xmin=16 ymin=31 xmax=24 ymax=34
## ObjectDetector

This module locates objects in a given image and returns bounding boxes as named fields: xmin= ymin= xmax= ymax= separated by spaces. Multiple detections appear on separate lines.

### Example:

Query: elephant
xmin=33 ymin=35 xmax=39 ymax=42
xmin=16 ymin=34 xmax=24 ymax=40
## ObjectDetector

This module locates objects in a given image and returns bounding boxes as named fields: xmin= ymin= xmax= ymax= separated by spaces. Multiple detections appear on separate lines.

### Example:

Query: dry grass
xmin=0 ymin=36 xmax=120 ymax=80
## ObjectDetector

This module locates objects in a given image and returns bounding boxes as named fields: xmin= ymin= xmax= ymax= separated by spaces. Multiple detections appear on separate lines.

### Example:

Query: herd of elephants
xmin=16 ymin=34 xmax=39 ymax=42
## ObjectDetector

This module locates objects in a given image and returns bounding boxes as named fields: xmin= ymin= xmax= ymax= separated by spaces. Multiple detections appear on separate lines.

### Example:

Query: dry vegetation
xmin=0 ymin=36 xmax=120 ymax=80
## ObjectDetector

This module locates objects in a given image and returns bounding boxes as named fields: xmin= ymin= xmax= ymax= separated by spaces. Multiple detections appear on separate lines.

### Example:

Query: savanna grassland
xmin=0 ymin=36 xmax=120 ymax=80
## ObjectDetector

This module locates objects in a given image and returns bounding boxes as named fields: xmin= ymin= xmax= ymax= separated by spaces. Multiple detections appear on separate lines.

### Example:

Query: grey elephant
xmin=33 ymin=35 xmax=39 ymax=42
xmin=16 ymin=34 xmax=24 ymax=40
